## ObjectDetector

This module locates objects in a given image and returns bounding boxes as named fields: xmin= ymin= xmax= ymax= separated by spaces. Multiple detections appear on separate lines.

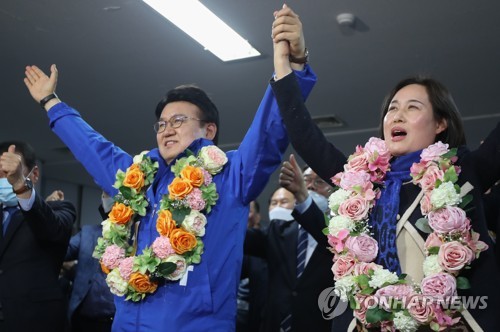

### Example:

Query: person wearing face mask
xmin=65 ymin=191 xmax=116 ymax=332
xmin=244 ymin=173 xmax=334 ymax=331
xmin=0 ymin=141 xmax=76 ymax=332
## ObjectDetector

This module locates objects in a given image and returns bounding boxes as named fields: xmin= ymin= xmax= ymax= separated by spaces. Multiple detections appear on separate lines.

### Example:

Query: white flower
xmin=334 ymin=275 xmax=357 ymax=301
xmin=106 ymin=269 xmax=128 ymax=296
xmin=165 ymin=255 xmax=188 ymax=281
xmin=422 ymin=255 xmax=443 ymax=277
xmin=132 ymin=150 xmax=150 ymax=164
xmin=328 ymin=215 xmax=355 ymax=237
xmin=182 ymin=210 xmax=207 ymax=237
xmin=328 ymin=189 xmax=351 ymax=214
xmin=368 ymin=268 xmax=399 ymax=289
xmin=101 ymin=219 xmax=113 ymax=239
xmin=393 ymin=311 xmax=419 ymax=332
xmin=199 ymin=146 xmax=228 ymax=175
xmin=430 ymin=182 xmax=461 ymax=209
xmin=102 ymin=219 xmax=129 ymax=240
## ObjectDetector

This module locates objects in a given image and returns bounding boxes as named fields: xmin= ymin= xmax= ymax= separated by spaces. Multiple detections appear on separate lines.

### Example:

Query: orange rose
xmin=108 ymin=203 xmax=134 ymax=225
xmin=129 ymin=272 xmax=158 ymax=294
xmin=123 ymin=164 xmax=145 ymax=191
xmin=168 ymin=177 xmax=193 ymax=200
xmin=180 ymin=165 xmax=204 ymax=187
xmin=156 ymin=209 xmax=176 ymax=236
xmin=169 ymin=228 xmax=197 ymax=254
xmin=100 ymin=261 xmax=110 ymax=274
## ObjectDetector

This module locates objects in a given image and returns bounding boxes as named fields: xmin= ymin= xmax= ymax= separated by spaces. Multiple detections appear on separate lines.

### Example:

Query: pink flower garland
xmin=325 ymin=139 xmax=488 ymax=331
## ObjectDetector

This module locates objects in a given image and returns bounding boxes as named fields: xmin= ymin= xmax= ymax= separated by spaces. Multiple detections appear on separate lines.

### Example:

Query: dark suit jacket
xmin=0 ymin=194 xmax=75 ymax=332
xmin=271 ymin=72 xmax=500 ymax=330
xmin=65 ymin=223 xmax=115 ymax=321
xmin=244 ymin=202 xmax=333 ymax=332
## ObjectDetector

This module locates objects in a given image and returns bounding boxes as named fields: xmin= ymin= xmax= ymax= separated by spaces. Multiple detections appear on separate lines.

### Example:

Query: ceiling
xmin=2 ymin=0 xmax=500 ymax=194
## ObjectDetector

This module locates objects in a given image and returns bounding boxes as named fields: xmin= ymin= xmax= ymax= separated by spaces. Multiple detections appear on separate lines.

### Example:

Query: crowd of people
xmin=1 ymin=3 xmax=499 ymax=332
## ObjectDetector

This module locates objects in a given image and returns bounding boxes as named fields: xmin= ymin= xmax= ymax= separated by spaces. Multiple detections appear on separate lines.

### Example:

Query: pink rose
xmin=345 ymin=234 xmax=378 ymax=262
xmin=424 ymin=233 xmax=443 ymax=252
xmin=407 ymin=294 xmax=435 ymax=323
xmin=428 ymin=207 xmax=470 ymax=234
xmin=102 ymin=244 xmax=126 ymax=269
xmin=364 ymin=138 xmax=391 ymax=181
xmin=346 ymin=147 xmax=369 ymax=172
xmin=338 ymin=195 xmax=371 ymax=221
xmin=353 ymin=262 xmax=382 ymax=276
xmin=374 ymin=285 xmax=414 ymax=310
xmin=331 ymin=253 xmax=356 ymax=280
xmin=421 ymin=273 xmax=456 ymax=300
xmin=463 ymin=230 xmax=488 ymax=254
xmin=420 ymin=192 xmax=433 ymax=215
xmin=438 ymin=241 xmax=474 ymax=273
xmin=338 ymin=170 xmax=372 ymax=192
xmin=364 ymin=137 xmax=390 ymax=159
xmin=420 ymin=165 xmax=445 ymax=191
xmin=421 ymin=142 xmax=449 ymax=162
xmin=410 ymin=161 xmax=427 ymax=183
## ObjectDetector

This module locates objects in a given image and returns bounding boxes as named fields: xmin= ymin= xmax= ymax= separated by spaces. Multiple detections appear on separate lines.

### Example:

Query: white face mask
xmin=0 ymin=178 xmax=18 ymax=207
xmin=268 ymin=206 xmax=294 ymax=222
xmin=308 ymin=190 xmax=329 ymax=213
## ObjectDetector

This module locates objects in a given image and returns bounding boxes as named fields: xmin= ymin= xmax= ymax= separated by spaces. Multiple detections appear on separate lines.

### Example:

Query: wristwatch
xmin=14 ymin=177 xmax=33 ymax=195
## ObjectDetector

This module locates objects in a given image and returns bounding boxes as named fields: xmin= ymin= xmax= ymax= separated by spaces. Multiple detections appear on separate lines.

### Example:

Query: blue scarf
xmin=371 ymin=150 xmax=422 ymax=274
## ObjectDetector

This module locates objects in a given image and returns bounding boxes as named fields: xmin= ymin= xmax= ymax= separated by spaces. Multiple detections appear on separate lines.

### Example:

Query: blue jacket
xmin=47 ymin=68 xmax=316 ymax=331
xmin=65 ymin=224 xmax=115 ymax=320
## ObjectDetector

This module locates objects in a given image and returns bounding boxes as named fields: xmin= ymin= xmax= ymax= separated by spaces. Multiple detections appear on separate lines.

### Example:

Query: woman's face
xmin=383 ymin=84 xmax=447 ymax=156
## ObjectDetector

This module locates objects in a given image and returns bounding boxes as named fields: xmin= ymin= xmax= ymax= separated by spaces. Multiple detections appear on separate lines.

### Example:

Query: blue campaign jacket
xmin=46 ymin=68 xmax=316 ymax=332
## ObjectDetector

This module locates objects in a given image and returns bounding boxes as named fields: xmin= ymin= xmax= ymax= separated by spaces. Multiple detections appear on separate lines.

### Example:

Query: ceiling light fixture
xmin=143 ymin=0 xmax=260 ymax=62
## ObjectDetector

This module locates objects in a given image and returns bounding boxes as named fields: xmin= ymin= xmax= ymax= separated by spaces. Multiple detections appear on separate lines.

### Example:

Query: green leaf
xmin=365 ymin=307 xmax=393 ymax=324
xmin=322 ymin=227 xmax=329 ymax=235
xmin=172 ymin=207 xmax=190 ymax=226
xmin=415 ymin=218 xmax=433 ymax=234
xmin=157 ymin=262 xmax=177 ymax=276
xmin=443 ymin=167 xmax=458 ymax=184
xmin=349 ymin=295 xmax=357 ymax=310
xmin=459 ymin=194 xmax=473 ymax=210
xmin=360 ymin=287 xmax=375 ymax=295
xmin=442 ymin=148 xmax=457 ymax=159
xmin=356 ymin=274 xmax=370 ymax=288
xmin=430 ymin=321 xmax=441 ymax=331
xmin=120 ymin=186 xmax=134 ymax=200
xmin=457 ymin=276 xmax=471 ymax=290
xmin=428 ymin=247 xmax=440 ymax=255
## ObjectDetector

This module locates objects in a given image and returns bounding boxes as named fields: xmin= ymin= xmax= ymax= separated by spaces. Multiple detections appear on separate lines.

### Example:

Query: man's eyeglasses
xmin=153 ymin=115 xmax=204 ymax=133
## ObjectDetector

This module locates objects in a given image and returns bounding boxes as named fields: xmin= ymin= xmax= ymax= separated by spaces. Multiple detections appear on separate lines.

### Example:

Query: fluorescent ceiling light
xmin=143 ymin=0 xmax=260 ymax=62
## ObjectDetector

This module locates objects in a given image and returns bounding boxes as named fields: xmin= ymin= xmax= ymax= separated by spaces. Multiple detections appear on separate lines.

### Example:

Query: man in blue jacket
xmin=24 ymin=6 xmax=312 ymax=331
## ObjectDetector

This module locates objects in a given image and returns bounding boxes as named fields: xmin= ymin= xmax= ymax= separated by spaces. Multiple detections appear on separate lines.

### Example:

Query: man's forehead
xmin=271 ymin=188 xmax=293 ymax=200
xmin=303 ymin=168 xmax=317 ymax=177
xmin=161 ymin=101 xmax=200 ymax=116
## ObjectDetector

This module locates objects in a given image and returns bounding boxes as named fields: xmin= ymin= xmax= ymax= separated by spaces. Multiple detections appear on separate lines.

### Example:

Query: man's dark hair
xmin=0 ymin=141 xmax=37 ymax=169
xmin=155 ymin=84 xmax=220 ymax=145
